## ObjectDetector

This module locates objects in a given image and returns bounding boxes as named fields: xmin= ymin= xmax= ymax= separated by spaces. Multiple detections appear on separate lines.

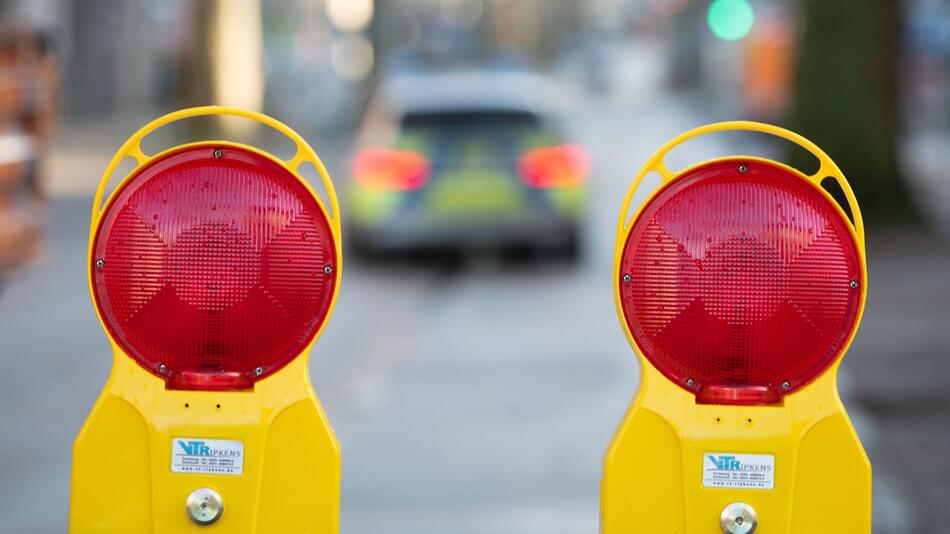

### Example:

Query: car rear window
xmin=401 ymin=110 xmax=541 ymax=130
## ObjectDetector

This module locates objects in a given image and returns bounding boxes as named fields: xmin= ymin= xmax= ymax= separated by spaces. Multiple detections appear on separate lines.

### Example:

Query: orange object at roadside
xmin=741 ymin=11 xmax=795 ymax=120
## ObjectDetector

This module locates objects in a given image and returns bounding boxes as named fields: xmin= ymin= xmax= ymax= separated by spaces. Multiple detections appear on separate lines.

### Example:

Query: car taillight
xmin=618 ymin=159 xmax=862 ymax=405
xmin=352 ymin=147 xmax=430 ymax=191
xmin=91 ymin=145 xmax=337 ymax=391
xmin=517 ymin=144 xmax=590 ymax=188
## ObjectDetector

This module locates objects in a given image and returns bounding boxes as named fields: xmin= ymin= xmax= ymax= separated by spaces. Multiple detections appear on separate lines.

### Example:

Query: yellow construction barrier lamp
xmin=602 ymin=122 xmax=870 ymax=533
xmin=70 ymin=107 xmax=343 ymax=533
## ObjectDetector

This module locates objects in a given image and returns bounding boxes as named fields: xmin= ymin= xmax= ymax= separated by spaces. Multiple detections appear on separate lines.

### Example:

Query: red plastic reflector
xmin=517 ymin=144 xmax=590 ymax=188
xmin=619 ymin=160 xmax=862 ymax=404
xmin=92 ymin=145 xmax=337 ymax=390
xmin=352 ymin=147 xmax=430 ymax=191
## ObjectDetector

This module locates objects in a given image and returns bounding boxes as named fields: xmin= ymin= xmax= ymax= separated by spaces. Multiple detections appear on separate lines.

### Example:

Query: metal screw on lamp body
xmin=95 ymin=258 xmax=105 ymax=270
xmin=324 ymin=265 xmax=334 ymax=275
xmin=213 ymin=149 xmax=224 ymax=158
xmin=850 ymin=279 xmax=858 ymax=289
xmin=720 ymin=502 xmax=757 ymax=534
xmin=622 ymin=273 xmax=632 ymax=284
xmin=254 ymin=367 xmax=264 ymax=376
xmin=158 ymin=363 xmax=167 ymax=374
xmin=781 ymin=381 xmax=791 ymax=390
xmin=738 ymin=164 xmax=749 ymax=174
xmin=186 ymin=488 xmax=224 ymax=526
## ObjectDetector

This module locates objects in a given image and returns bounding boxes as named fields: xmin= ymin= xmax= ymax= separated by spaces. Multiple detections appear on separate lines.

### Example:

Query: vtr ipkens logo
xmin=178 ymin=440 xmax=211 ymax=456
xmin=708 ymin=455 xmax=741 ymax=470
xmin=706 ymin=454 xmax=772 ymax=473
xmin=177 ymin=440 xmax=242 ymax=458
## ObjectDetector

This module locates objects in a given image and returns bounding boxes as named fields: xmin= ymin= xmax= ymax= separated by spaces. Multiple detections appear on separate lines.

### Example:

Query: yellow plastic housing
xmin=602 ymin=121 xmax=871 ymax=533
xmin=70 ymin=107 xmax=343 ymax=533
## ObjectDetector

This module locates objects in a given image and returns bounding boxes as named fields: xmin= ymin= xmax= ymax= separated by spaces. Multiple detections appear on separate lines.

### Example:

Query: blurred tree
xmin=183 ymin=0 xmax=263 ymax=111
xmin=181 ymin=0 xmax=214 ymax=109
xmin=788 ymin=0 xmax=914 ymax=220
xmin=180 ymin=0 xmax=263 ymax=136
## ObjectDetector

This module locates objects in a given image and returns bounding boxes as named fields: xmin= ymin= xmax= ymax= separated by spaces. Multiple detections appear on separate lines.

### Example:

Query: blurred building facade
xmin=0 ymin=0 xmax=613 ymax=126
xmin=1 ymin=0 xmax=950 ymax=231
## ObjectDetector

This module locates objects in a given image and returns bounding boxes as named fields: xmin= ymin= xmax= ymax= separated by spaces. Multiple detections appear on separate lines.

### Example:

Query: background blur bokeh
xmin=1 ymin=0 xmax=949 ymax=532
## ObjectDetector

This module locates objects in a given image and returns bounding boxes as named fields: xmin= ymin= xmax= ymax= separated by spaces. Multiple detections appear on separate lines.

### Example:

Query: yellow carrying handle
xmin=90 ymin=106 xmax=341 ymax=232
xmin=616 ymin=120 xmax=865 ymax=249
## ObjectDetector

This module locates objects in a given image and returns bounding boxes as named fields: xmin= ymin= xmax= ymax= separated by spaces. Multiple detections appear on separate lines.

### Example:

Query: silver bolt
xmin=95 ymin=258 xmax=105 ymax=269
xmin=782 ymin=381 xmax=791 ymax=390
xmin=254 ymin=367 xmax=264 ymax=376
xmin=186 ymin=488 xmax=224 ymax=525
xmin=738 ymin=164 xmax=748 ymax=173
xmin=622 ymin=273 xmax=632 ymax=283
xmin=324 ymin=265 xmax=334 ymax=275
xmin=213 ymin=148 xmax=224 ymax=158
xmin=720 ymin=502 xmax=757 ymax=534
xmin=686 ymin=378 xmax=695 ymax=387
xmin=849 ymin=279 xmax=858 ymax=289
xmin=158 ymin=363 xmax=167 ymax=374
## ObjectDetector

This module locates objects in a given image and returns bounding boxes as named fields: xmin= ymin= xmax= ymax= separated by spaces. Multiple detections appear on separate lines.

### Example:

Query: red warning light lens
xmin=619 ymin=160 xmax=862 ymax=404
xmin=92 ymin=145 xmax=337 ymax=390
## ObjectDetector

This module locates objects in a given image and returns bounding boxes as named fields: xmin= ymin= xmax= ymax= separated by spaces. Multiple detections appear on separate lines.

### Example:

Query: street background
xmin=1 ymin=0 xmax=949 ymax=532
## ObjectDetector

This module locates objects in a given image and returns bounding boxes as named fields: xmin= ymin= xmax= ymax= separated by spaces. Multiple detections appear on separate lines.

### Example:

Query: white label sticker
xmin=171 ymin=438 xmax=244 ymax=475
xmin=703 ymin=453 xmax=774 ymax=490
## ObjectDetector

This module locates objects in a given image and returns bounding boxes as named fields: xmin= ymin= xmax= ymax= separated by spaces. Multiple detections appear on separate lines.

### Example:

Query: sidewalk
xmin=846 ymin=229 xmax=950 ymax=531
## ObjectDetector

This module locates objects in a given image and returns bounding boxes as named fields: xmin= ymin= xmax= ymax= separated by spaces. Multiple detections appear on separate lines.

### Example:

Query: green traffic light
xmin=707 ymin=0 xmax=755 ymax=41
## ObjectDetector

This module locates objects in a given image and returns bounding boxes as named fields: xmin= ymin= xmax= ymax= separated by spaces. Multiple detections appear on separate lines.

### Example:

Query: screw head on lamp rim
xmin=618 ymin=158 xmax=863 ymax=405
xmin=91 ymin=144 xmax=338 ymax=390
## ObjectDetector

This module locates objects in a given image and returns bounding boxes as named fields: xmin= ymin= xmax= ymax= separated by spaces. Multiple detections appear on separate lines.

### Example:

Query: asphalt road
xmin=1 ymin=89 xmax=947 ymax=533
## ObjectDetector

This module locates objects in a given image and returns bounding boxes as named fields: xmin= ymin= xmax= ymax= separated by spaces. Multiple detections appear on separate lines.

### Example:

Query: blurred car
xmin=0 ymin=26 xmax=58 ymax=290
xmin=346 ymin=69 xmax=588 ymax=261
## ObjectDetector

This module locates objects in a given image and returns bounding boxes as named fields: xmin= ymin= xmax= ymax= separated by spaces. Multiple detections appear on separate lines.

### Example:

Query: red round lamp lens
xmin=92 ymin=145 xmax=337 ymax=390
xmin=619 ymin=160 xmax=862 ymax=404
